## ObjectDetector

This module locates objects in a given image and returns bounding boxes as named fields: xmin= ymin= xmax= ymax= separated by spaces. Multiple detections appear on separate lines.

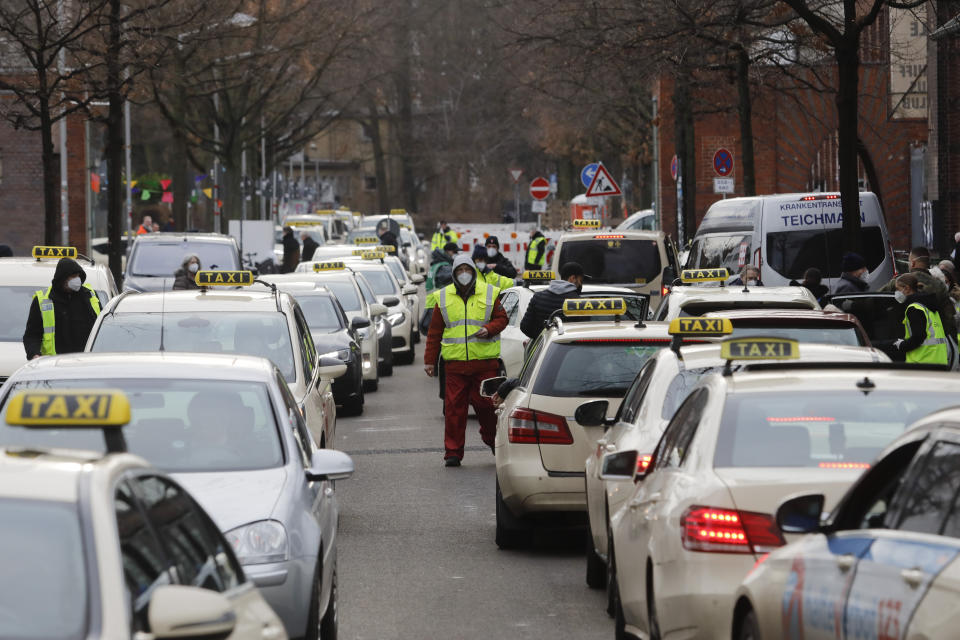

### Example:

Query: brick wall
xmin=935 ymin=1 xmax=960 ymax=246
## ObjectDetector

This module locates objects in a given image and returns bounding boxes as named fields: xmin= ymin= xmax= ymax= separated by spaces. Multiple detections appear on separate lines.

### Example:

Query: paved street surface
xmin=335 ymin=343 xmax=611 ymax=639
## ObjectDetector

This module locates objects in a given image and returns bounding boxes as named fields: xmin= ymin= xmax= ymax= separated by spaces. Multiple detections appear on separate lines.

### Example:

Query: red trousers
xmin=443 ymin=361 xmax=499 ymax=460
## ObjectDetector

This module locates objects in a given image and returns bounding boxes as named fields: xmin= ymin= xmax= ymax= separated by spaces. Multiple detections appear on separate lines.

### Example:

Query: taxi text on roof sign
xmin=32 ymin=246 xmax=77 ymax=260
xmin=668 ymin=317 xmax=733 ymax=336
xmin=720 ymin=338 xmax=799 ymax=360
xmin=5 ymin=390 xmax=130 ymax=427
xmin=572 ymin=219 xmax=602 ymax=229
xmin=354 ymin=237 xmax=379 ymax=244
xmin=376 ymin=245 xmax=397 ymax=253
xmin=680 ymin=268 xmax=729 ymax=283
xmin=361 ymin=251 xmax=386 ymax=260
xmin=313 ymin=261 xmax=346 ymax=272
xmin=195 ymin=270 xmax=254 ymax=286
xmin=389 ymin=208 xmax=407 ymax=215
xmin=315 ymin=209 xmax=336 ymax=214
xmin=523 ymin=270 xmax=555 ymax=281
xmin=562 ymin=297 xmax=626 ymax=316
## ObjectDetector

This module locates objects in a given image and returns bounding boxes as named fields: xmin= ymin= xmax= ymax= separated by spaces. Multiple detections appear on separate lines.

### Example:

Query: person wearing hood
xmin=281 ymin=226 xmax=300 ymax=273
xmin=301 ymin=231 xmax=320 ymax=262
xmin=832 ymin=252 xmax=870 ymax=295
xmin=525 ymin=229 xmax=547 ymax=271
xmin=173 ymin=254 xmax=202 ymax=290
xmin=893 ymin=273 xmax=949 ymax=365
xmin=424 ymin=254 xmax=508 ymax=467
xmin=519 ymin=262 xmax=586 ymax=339
xmin=472 ymin=245 xmax=514 ymax=291
xmin=483 ymin=236 xmax=518 ymax=279
xmin=23 ymin=257 xmax=101 ymax=359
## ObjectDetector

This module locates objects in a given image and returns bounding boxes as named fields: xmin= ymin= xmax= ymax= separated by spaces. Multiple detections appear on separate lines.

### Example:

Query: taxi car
xmin=84 ymin=270 xmax=341 ymax=448
xmin=605 ymin=353 xmax=960 ymax=640
xmin=0 ymin=246 xmax=119 ymax=383
xmin=124 ymin=233 xmax=242 ymax=292
xmin=654 ymin=268 xmax=821 ymax=321
xmin=345 ymin=254 xmax=417 ymax=365
xmin=0 ymin=388 xmax=288 ymax=640
xmin=288 ymin=261 xmax=388 ymax=390
xmin=702 ymin=308 xmax=871 ymax=346
xmin=491 ymin=298 xmax=671 ymax=548
xmin=733 ymin=406 xmax=960 ymax=640
xmin=381 ymin=254 xmax=425 ymax=340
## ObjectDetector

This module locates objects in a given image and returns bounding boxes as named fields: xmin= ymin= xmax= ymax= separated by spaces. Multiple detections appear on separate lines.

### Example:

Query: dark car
xmin=124 ymin=233 xmax=242 ymax=292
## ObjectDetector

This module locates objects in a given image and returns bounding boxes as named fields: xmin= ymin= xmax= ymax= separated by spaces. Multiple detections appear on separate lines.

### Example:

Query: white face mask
xmin=486 ymin=247 xmax=497 ymax=258
xmin=187 ymin=262 xmax=199 ymax=273
xmin=894 ymin=290 xmax=907 ymax=304
xmin=66 ymin=276 xmax=82 ymax=292
xmin=746 ymin=280 xmax=758 ymax=286
xmin=456 ymin=272 xmax=474 ymax=286
xmin=474 ymin=261 xmax=485 ymax=269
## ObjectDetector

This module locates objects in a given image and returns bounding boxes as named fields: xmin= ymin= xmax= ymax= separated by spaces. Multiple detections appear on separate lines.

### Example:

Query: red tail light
xmin=636 ymin=454 xmax=652 ymax=474
xmin=661 ymin=285 xmax=669 ymax=297
xmin=681 ymin=506 xmax=785 ymax=554
xmin=508 ymin=408 xmax=574 ymax=445
xmin=818 ymin=461 xmax=870 ymax=470
xmin=594 ymin=234 xmax=625 ymax=239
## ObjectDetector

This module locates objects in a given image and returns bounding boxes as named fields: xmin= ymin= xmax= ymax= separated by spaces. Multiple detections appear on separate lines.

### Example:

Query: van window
xmin=766 ymin=227 xmax=885 ymax=279
xmin=688 ymin=233 xmax=752 ymax=272
xmin=557 ymin=239 xmax=661 ymax=285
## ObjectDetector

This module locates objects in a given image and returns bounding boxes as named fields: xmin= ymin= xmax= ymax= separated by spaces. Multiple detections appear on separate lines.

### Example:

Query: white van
xmin=685 ymin=192 xmax=895 ymax=290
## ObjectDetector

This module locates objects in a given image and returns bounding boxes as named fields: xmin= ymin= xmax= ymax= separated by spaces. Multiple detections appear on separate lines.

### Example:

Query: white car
xmin=85 ymin=270 xmax=340 ymax=449
xmin=346 ymin=257 xmax=417 ymax=366
xmin=0 ymin=246 xmax=119 ymax=382
xmin=607 ymin=353 xmax=960 ymax=640
xmin=492 ymin=298 xmax=671 ymax=548
xmin=733 ymin=408 xmax=960 ymax=640
xmin=381 ymin=254 xmax=425 ymax=340
xmin=0 ymin=387 xmax=288 ymax=640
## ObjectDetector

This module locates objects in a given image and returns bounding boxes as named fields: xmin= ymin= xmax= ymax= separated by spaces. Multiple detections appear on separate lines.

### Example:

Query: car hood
xmin=172 ymin=467 xmax=287 ymax=532
xmin=0 ymin=341 xmax=27 ymax=378
xmin=123 ymin=274 xmax=174 ymax=292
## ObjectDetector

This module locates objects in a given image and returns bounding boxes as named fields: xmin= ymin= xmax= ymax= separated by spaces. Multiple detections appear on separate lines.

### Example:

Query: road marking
xmin=356 ymin=426 xmax=420 ymax=433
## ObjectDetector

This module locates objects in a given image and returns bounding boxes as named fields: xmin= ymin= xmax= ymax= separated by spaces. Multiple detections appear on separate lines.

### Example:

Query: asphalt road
xmin=334 ymin=341 xmax=612 ymax=640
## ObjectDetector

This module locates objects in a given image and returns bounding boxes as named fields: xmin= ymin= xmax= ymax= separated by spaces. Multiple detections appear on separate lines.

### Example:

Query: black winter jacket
xmin=486 ymin=253 xmax=518 ymax=279
xmin=519 ymin=280 xmax=579 ymax=339
xmin=23 ymin=258 xmax=99 ymax=358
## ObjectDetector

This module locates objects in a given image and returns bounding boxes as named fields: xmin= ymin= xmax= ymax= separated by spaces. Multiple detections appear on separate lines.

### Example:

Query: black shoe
xmin=444 ymin=456 xmax=461 ymax=467
xmin=490 ymin=445 xmax=495 ymax=455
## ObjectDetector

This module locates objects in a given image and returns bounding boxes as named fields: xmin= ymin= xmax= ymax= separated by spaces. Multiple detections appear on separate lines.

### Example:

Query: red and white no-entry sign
xmin=530 ymin=176 xmax=550 ymax=200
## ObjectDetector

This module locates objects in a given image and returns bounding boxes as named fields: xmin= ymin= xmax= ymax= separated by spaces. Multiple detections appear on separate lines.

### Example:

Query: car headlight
xmin=225 ymin=520 xmax=288 ymax=565
xmin=320 ymin=349 xmax=351 ymax=360
xmin=387 ymin=312 xmax=405 ymax=326
xmin=376 ymin=318 xmax=387 ymax=337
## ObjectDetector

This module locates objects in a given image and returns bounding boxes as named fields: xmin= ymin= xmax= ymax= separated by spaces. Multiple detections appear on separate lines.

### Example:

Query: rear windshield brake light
xmin=799 ymin=194 xmax=839 ymax=201
xmin=593 ymin=234 xmax=625 ymax=239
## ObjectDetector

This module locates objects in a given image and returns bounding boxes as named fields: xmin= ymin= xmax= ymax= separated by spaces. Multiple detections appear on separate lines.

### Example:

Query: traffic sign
xmin=531 ymin=200 xmax=547 ymax=213
xmin=670 ymin=155 xmax=678 ymax=181
xmin=530 ymin=177 xmax=550 ymax=200
xmin=580 ymin=163 xmax=599 ymax=189
xmin=713 ymin=177 xmax=734 ymax=194
xmin=509 ymin=168 xmax=524 ymax=183
xmin=713 ymin=148 xmax=734 ymax=177
xmin=585 ymin=163 xmax=622 ymax=198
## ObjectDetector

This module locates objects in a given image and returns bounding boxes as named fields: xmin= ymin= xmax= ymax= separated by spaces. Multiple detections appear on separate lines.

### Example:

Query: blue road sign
xmin=713 ymin=148 xmax=734 ymax=177
xmin=580 ymin=163 xmax=599 ymax=189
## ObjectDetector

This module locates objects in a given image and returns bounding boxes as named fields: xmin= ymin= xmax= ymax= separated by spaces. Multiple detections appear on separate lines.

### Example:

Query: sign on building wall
xmin=889 ymin=6 xmax=927 ymax=120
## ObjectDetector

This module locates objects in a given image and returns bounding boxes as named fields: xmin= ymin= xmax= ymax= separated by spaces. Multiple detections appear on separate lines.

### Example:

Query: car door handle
xmin=597 ymin=438 xmax=608 ymax=447
xmin=901 ymin=568 xmax=924 ymax=588
xmin=836 ymin=554 xmax=856 ymax=571
xmin=605 ymin=443 xmax=617 ymax=452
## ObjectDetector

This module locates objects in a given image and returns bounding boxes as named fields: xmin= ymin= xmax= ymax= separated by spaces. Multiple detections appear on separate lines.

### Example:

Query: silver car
xmin=0 ymin=352 xmax=353 ymax=640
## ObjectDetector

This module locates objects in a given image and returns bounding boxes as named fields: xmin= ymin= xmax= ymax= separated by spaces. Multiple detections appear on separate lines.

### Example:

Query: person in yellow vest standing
xmin=23 ymin=258 xmax=101 ymax=359
xmin=431 ymin=220 xmax=459 ymax=252
xmin=525 ymin=228 xmax=547 ymax=271
xmin=893 ymin=273 xmax=950 ymax=366
xmin=424 ymin=254 xmax=508 ymax=466
xmin=472 ymin=245 xmax=515 ymax=291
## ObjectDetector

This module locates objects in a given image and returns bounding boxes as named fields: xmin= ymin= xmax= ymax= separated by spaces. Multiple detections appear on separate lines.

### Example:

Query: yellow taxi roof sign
xmin=361 ymin=251 xmax=386 ymax=260
xmin=315 ymin=209 xmax=336 ymax=215
xmin=354 ymin=237 xmax=379 ymax=244
xmin=5 ymin=390 xmax=130 ymax=428
xmin=376 ymin=245 xmax=397 ymax=253
xmin=680 ymin=268 xmax=729 ymax=283
xmin=668 ymin=317 xmax=733 ymax=337
xmin=720 ymin=338 xmax=799 ymax=360
xmin=351 ymin=249 xmax=368 ymax=256
xmin=562 ymin=297 xmax=626 ymax=316
xmin=572 ymin=219 xmax=602 ymax=229
xmin=389 ymin=208 xmax=407 ymax=215
xmin=523 ymin=270 xmax=555 ymax=281
xmin=195 ymin=270 xmax=254 ymax=287
xmin=32 ymin=246 xmax=77 ymax=260
xmin=313 ymin=261 xmax=346 ymax=272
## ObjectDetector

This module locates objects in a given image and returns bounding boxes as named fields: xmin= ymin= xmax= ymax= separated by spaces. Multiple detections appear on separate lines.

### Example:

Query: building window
xmin=364 ymin=175 xmax=377 ymax=191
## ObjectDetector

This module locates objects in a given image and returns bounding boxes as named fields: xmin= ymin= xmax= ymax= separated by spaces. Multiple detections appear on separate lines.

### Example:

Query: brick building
xmin=930 ymin=1 xmax=960 ymax=252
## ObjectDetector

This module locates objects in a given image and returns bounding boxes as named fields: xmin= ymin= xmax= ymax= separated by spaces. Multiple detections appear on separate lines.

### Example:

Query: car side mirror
xmin=317 ymin=356 xmax=347 ymax=380
xmin=369 ymin=303 xmax=388 ymax=317
xmin=350 ymin=316 xmax=371 ymax=330
xmin=402 ymin=284 xmax=418 ymax=295
xmin=383 ymin=296 xmax=401 ymax=307
xmin=776 ymin=493 xmax=825 ymax=534
xmin=575 ymin=400 xmax=611 ymax=427
xmin=600 ymin=450 xmax=638 ymax=482
xmin=306 ymin=449 xmax=354 ymax=481
xmin=147 ymin=585 xmax=236 ymax=639
xmin=479 ymin=376 xmax=507 ymax=398
xmin=410 ymin=274 xmax=425 ymax=285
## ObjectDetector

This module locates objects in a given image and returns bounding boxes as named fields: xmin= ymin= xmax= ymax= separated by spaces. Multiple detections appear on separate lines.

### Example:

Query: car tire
xmin=647 ymin=569 xmax=662 ymax=640
xmin=613 ymin=579 xmax=636 ymax=640
xmin=396 ymin=335 xmax=416 ymax=365
xmin=340 ymin=388 xmax=364 ymax=417
xmin=585 ymin=527 xmax=606 ymax=589
xmin=495 ymin=479 xmax=527 ymax=549
xmin=320 ymin=565 xmax=338 ymax=640
xmin=305 ymin=563 xmax=324 ymax=640
xmin=379 ymin=360 xmax=393 ymax=376
xmin=737 ymin=609 xmax=760 ymax=640
xmin=606 ymin=526 xmax=617 ymax=617
xmin=363 ymin=378 xmax=378 ymax=392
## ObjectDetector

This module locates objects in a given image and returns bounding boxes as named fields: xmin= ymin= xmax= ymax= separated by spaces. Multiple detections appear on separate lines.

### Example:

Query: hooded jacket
xmin=23 ymin=258 xmax=99 ymax=358
xmin=519 ymin=279 xmax=579 ymax=339
xmin=281 ymin=231 xmax=300 ymax=273
xmin=173 ymin=254 xmax=201 ymax=290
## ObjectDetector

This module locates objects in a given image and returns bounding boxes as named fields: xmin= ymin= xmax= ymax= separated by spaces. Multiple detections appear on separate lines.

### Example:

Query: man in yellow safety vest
xmin=525 ymin=229 xmax=547 ymax=271
xmin=23 ymin=258 xmax=101 ymax=359
xmin=893 ymin=273 xmax=950 ymax=366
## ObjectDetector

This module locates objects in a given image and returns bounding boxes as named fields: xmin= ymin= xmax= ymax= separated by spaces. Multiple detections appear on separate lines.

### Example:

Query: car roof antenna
xmin=158 ymin=287 xmax=166 ymax=352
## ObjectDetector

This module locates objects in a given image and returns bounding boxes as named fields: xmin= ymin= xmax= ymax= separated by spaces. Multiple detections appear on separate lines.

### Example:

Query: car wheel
xmin=737 ymin=609 xmax=760 ymax=640
xmin=606 ymin=525 xmax=617 ymax=617
xmin=320 ymin=565 xmax=338 ymax=640
xmin=305 ymin=563 xmax=324 ymax=640
xmin=495 ymin=479 xmax=527 ymax=549
xmin=340 ymin=389 xmax=364 ymax=416
xmin=585 ymin=504 xmax=606 ymax=588
xmin=363 ymin=378 xmax=378 ymax=392
xmin=647 ymin=569 xmax=662 ymax=640
xmin=397 ymin=337 xmax=416 ymax=365
xmin=613 ymin=579 xmax=636 ymax=640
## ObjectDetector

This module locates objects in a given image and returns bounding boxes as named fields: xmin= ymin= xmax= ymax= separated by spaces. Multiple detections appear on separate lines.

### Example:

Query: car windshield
xmin=687 ymin=233 xmax=752 ymax=272
xmin=533 ymin=341 xmax=662 ymax=397
xmin=356 ymin=269 xmax=397 ymax=295
xmin=322 ymin=281 xmax=361 ymax=312
xmin=727 ymin=324 xmax=862 ymax=346
xmin=0 ymin=286 xmax=49 ymax=342
xmin=297 ymin=296 xmax=344 ymax=331
xmin=715 ymin=390 xmax=958 ymax=468
xmin=90 ymin=312 xmax=297 ymax=382
xmin=766 ymin=227 xmax=885 ymax=279
xmin=0 ymin=499 xmax=87 ymax=639
xmin=129 ymin=241 xmax=239 ymax=277
xmin=557 ymin=239 xmax=662 ymax=285
xmin=0 ymin=379 xmax=283 ymax=472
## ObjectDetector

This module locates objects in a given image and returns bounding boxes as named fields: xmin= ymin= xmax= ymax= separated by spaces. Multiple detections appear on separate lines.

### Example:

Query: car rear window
xmin=356 ymin=269 xmax=397 ymax=296
xmin=297 ymin=296 xmax=345 ymax=330
xmin=129 ymin=241 xmax=239 ymax=277
xmin=322 ymin=281 xmax=361 ymax=312
xmin=714 ymin=391 xmax=957 ymax=468
xmin=728 ymin=324 xmax=862 ymax=346
xmin=766 ymin=227 xmax=885 ymax=279
xmin=557 ymin=239 xmax=662 ymax=285
xmin=532 ymin=340 xmax=662 ymax=397
xmin=687 ymin=233 xmax=752 ymax=272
